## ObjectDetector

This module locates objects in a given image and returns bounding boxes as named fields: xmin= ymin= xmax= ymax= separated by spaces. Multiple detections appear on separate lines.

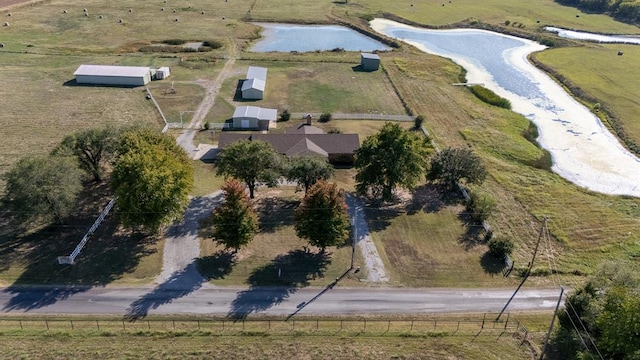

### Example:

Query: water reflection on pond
xmin=545 ymin=26 xmax=640 ymax=45
xmin=250 ymin=23 xmax=390 ymax=53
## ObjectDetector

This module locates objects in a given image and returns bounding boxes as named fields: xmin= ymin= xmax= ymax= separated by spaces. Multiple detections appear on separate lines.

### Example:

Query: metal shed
xmin=360 ymin=53 xmax=380 ymax=71
xmin=242 ymin=66 xmax=268 ymax=100
xmin=232 ymin=106 xmax=278 ymax=130
xmin=73 ymin=65 xmax=152 ymax=86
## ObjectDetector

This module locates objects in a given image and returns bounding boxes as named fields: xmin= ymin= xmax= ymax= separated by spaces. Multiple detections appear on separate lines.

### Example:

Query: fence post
xmin=242 ymin=320 xmax=245 ymax=331
xmin=96 ymin=320 xmax=99 ymax=330
xmin=456 ymin=321 xmax=460 ymax=334
xmin=316 ymin=319 xmax=319 ymax=331
xmin=198 ymin=320 xmax=200 ymax=331
xmin=268 ymin=320 xmax=270 ymax=330
xmin=173 ymin=320 xmax=176 ymax=330
xmin=482 ymin=313 xmax=486 ymax=330
xmin=45 ymin=320 xmax=49 ymax=330
xmin=341 ymin=320 xmax=343 ymax=330
xmin=504 ymin=313 xmax=510 ymax=330
xmin=70 ymin=320 xmax=74 ymax=330
xmin=222 ymin=320 xmax=225 ymax=331
xmin=387 ymin=320 xmax=390 ymax=332
xmin=364 ymin=319 xmax=367 ymax=332
xmin=433 ymin=319 xmax=437 ymax=331
xmin=19 ymin=320 xmax=23 ymax=330
xmin=122 ymin=320 xmax=125 ymax=330
xmin=147 ymin=320 xmax=150 ymax=330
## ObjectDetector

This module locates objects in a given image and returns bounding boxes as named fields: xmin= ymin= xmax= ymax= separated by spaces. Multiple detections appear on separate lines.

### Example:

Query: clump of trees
xmin=355 ymin=122 xmax=433 ymax=202
xmin=210 ymin=179 xmax=259 ymax=252
xmin=551 ymin=261 xmax=640 ymax=359
xmin=286 ymin=155 xmax=334 ymax=194
xmin=216 ymin=140 xmax=285 ymax=198
xmin=427 ymin=147 xmax=487 ymax=190
xmin=110 ymin=128 xmax=194 ymax=233
xmin=295 ymin=181 xmax=350 ymax=252
xmin=52 ymin=126 xmax=119 ymax=182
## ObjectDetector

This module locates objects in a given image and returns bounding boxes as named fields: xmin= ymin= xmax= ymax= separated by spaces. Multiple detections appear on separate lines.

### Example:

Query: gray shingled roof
xmin=218 ymin=133 xmax=360 ymax=157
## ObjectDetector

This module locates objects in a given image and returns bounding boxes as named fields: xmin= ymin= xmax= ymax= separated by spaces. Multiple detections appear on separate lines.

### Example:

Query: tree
xmin=552 ymin=261 xmax=640 ymax=359
xmin=2 ymin=155 xmax=83 ymax=224
xmin=110 ymin=129 xmax=193 ymax=233
xmin=295 ymin=181 xmax=350 ymax=252
xmin=279 ymin=109 xmax=291 ymax=122
xmin=52 ymin=126 xmax=119 ymax=182
xmin=466 ymin=190 xmax=495 ymax=223
xmin=319 ymin=112 xmax=332 ymax=123
xmin=427 ymin=147 xmax=487 ymax=190
xmin=211 ymin=179 xmax=258 ymax=252
xmin=414 ymin=115 xmax=425 ymax=129
xmin=487 ymin=236 xmax=514 ymax=260
xmin=287 ymin=155 xmax=334 ymax=193
xmin=216 ymin=140 xmax=284 ymax=198
xmin=355 ymin=122 xmax=432 ymax=202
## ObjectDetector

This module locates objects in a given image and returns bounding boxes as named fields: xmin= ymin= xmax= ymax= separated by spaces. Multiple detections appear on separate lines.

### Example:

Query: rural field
xmin=0 ymin=0 xmax=639 ymax=308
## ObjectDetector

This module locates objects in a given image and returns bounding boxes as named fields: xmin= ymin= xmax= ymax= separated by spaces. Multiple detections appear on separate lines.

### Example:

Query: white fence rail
xmin=57 ymin=198 xmax=116 ymax=265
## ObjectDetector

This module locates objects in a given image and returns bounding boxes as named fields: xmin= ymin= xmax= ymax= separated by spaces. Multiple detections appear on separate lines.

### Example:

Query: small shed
xmin=232 ymin=106 xmax=277 ymax=130
xmin=360 ymin=53 xmax=380 ymax=71
xmin=156 ymin=66 xmax=171 ymax=80
xmin=73 ymin=65 xmax=151 ymax=86
xmin=242 ymin=66 xmax=268 ymax=100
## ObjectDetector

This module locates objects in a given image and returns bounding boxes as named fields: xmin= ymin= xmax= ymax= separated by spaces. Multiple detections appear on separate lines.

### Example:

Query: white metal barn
xmin=74 ymin=65 xmax=152 ymax=86
xmin=232 ymin=106 xmax=277 ymax=130
xmin=242 ymin=66 xmax=268 ymax=100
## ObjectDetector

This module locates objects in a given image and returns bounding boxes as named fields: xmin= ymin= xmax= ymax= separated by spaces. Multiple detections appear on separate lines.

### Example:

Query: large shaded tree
xmin=295 ymin=181 xmax=350 ymax=252
xmin=210 ymin=179 xmax=259 ymax=252
xmin=216 ymin=140 xmax=284 ymax=198
xmin=2 ymin=155 xmax=83 ymax=224
xmin=286 ymin=155 xmax=334 ymax=194
xmin=110 ymin=129 xmax=193 ymax=233
xmin=427 ymin=147 xmax=487 ymax=190
xmin=355 ymin=122 xmax=432 ymax=202
xmin=52 ymin=126 xmax=119 ymax=182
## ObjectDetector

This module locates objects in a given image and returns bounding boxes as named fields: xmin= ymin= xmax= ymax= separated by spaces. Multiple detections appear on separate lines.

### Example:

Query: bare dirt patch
xmin=0 ymin=0 xmax=43 ymax=10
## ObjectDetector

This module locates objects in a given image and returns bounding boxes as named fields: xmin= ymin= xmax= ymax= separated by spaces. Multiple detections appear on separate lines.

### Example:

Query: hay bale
xmin=83 ymin=8 xmax=87 ymax=12
xmin=63 ymin=10 xmax=67 ymax=14
xmin=99 ymin=15 xmax=103 ymax=19
xmin=0 ymin=43 xmax=4 ymax=48
xmin=201 ymin=11 xmax=205 ymax=14
xmin=118 ymin=19 xmax=123 ymax=23
xmin=161 ymin=8 xmax=165 ymax=11
xmin=3 ymin=22 xmax=9 ymax=27
xmin=128 ymin=8 xmax=132 ymax=12
xmin=618 ymin=51 xmax=624 ymax=56
xmin=84 ymin=12 xmax=89 ymax=16
xmin=7 ymin=13 xmax=11 ymax=16
xmin=172 ymin=9 xmax=176 ymax=13
xmin=174 ymin=18 xmax=179 ymax=22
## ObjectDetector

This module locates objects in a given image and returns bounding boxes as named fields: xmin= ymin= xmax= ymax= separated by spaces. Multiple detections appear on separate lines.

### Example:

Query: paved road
xmin=0 ymin=285 xmax=562 ymax=317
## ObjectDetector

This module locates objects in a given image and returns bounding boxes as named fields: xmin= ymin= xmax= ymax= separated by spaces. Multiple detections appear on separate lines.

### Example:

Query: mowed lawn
xmin=198 ymin=187 xmax=367 ymax=287
xmin=534 ymin=44 xmax=640 ymax=147
xmin=215 ymin=60 xmax=407 ymax=115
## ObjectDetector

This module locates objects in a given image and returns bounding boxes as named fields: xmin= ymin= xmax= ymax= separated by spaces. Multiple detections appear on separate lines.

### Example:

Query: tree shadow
xmin=406 ymin=184 xmax=462 ymax=215
xmin=227 ymin=249 xmax=331 ymax=320
xmin=457 ymin=211 xmax=487 ymax=250
xmin=196 ymin=249 xmax=236 ymax=280
xmin=1 ymin=181 xmax=160 ymax=312
xmin=124 ymin=261 xmax=206 ymax=320
xmin=256 ymin=197 xmax=299 ymax=233
xmin=480 ymin=252 xmax=506 ymax=276
xmin=167 ymin=193 xmax=223 ymax=239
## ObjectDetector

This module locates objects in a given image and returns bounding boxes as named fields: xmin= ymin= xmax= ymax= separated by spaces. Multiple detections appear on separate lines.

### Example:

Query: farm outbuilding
xmin=360 ymin=53 xmax=380 ymax=71
xmin=232 ymin=106 xmax=277 ymax=130
xmin=73 ymin=65 xmax=151 ymax=86
xmin=242 ymin=66 xmax=268 ymax=100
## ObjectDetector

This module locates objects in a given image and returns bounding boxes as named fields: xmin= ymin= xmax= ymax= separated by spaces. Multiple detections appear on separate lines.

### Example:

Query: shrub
xmin=279 ymin=109 xmax=291 ymax=122
xmin=163 ymin=39 xmax=187 ymax=45
xmin=469 ymin=85 xmax=511 ymax=109
xmin=466 ymin=190 xmax=495 ymax=223
xmin=203 ymin=122 xmax=210 ymax=130
xmin=504 ymin=20 xmax=511 ymax=26
xmin=414 ymin=115 xmax=425 ymax=129
xmin=328 ymin=128 xmax=342 ymax=134
xmin=319 ymin=113 xmax=332 ymax=123
xmin=488 ymin=236 xmax=514 ymax=260
xmin=202 ymin=40 xmax=223 ymax=49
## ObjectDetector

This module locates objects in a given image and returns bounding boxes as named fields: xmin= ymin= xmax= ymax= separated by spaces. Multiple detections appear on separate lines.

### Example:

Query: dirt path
xmin=157 ymin=191 xmax=223 ymax=286
xmin=346 ymin=194 xmax=389 ymax=283
xmin=176 ymin=38 xmax=238 ymax=158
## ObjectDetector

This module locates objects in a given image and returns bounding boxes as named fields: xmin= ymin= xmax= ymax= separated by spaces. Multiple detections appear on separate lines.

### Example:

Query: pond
xmin=545 ymin=27 xmax=640 ymax=45
xmin=250 ymin=23 xmax=390 ymax=53
xmin=371 ymin=18 xmax=640 ymax=197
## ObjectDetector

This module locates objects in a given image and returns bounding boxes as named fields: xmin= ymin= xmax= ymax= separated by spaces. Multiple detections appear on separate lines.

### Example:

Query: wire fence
xmin=0 ymin=314 xmax=531 ymax=339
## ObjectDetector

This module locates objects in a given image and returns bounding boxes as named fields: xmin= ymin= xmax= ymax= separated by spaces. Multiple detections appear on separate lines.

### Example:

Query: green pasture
xmin=534 ymin=43 xmax=640 ymax=148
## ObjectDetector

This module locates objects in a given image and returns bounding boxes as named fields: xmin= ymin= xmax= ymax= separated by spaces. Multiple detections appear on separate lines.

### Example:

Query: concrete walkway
xmin=347 ymin=194 xmax=389 ymax=283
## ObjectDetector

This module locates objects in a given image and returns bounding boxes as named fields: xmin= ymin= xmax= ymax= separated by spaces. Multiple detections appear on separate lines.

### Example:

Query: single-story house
xmin=242 ymin=66 xmax=268 ymax=100
xmin=218 ymin=124 xmax=360 ymax=165
xmin=360 ymin=53 xmax=380 ymax=71
xmin=74 ymin=65 xmax=151 ymax=86
xmin=232 ymin=106 xmax=278 ymax=130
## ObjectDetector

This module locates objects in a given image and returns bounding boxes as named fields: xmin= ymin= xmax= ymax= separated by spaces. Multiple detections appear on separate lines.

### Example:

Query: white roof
xmin=361 ymin=53 xmax=380 ymax=60
xmin=241 ymin=78 xmax=266 ymax=92
xmin=74 ymin=65 xmax=151 ymax=77
xmin=246 ymin=66 xmax=267 ymax=81
xmin=233 ymin=106 xmax=277 ymax=121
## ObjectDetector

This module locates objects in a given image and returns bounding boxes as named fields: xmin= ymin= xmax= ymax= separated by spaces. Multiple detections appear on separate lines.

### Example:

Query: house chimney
xmin=305 ymin=113 xmax=312 ymax=125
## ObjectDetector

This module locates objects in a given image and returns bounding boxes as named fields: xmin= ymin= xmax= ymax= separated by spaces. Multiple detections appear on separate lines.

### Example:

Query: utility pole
xmin=496 ymin=217 xmax=548 ymax=321
xmin=540 ymin=286 xmax=564 ymax=360
xmin=529 ymin=217 xmax=548 ymax=273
